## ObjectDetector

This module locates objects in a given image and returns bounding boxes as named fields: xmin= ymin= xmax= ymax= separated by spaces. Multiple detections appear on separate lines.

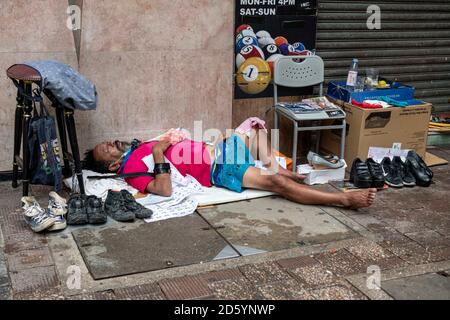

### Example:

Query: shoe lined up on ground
xmin=307 ymin=151 xmax=345 ymax=169
xmin=381 ymin=156 xmax=405 ymax=188
xmin=47 ymin=191 xmax=68 ymax=231
xmin=67 ymin=194 xmax=107 ymax=225
xmin=350 ymin=158 xmax=385 ymax=189
xmin=406 ymin=151 xmax=433 ymax=187
xmin=381 ymin=153 xmax=432 ymax=188
xmin=22 ymin=195 xmax=68 ymax=233
xmin=104 ymin=190 xmax=153 ymax=222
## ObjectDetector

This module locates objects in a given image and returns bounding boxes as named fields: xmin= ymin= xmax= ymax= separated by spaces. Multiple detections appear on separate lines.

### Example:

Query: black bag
xmin=28 ymin=92 xmax=63 ymax=191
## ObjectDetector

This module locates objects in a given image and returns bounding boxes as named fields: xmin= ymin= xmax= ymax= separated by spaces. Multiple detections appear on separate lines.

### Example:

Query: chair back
xmin=273 ymin=55 xmax=324 ymax=105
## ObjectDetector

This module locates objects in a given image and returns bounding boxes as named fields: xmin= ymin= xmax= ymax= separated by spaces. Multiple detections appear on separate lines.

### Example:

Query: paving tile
xmin=427 ymin=246 xmax=450 ymax=263
xmin=0 ymin=211 xmax=29 ymax=237
xmin=159 ymin=275 xmax=212 ymax=300
xmin=0 ymin=285 xmax=11 ymax=300
xmin=239 ymin=261 xmax=293 ymax=285
xmin=379 ymin=241 xmax=432 ymax=265
xmin=314 ymin=249 xmax=367 ymax=277
xmin=113 ymin=283 xmax=166 ymax=300
xmin=310 ymin=283 xmax=368 ymax=300
xmin=0 ymin=252 xmax=10 ymax=287
xmin=7 ymin=247 xmax=54 ymax=272
xmin=9 ymin=266 xmax=59 ymax=294
xmin=276 ymin=255 xmax=319 ymax=270
xmin=3 ymin=232 xmax=48 ymax=253
xmin=257 ymin=279 xmax=314 ymax=300
xmin=0 ymin=225 xmax=4 ymax=248
xmin=405 ymin=230 xmax=450 ymax=249
xmin=346 ymin=239 xmax=394 ymax=262
xmin=288 ymin=264 xmax=339 ymax=289
xmin=68 ymin=290 xmax=116 ymax=300
xmin=14 ymin=288 xmax=65 ymax=300
xmin=208 ymin=278 xmax=263 ymax=300
xmin=200 ymin=268 xmax=245 ymax=284
xmin=382 ymin=273 xmax=450 ymax=300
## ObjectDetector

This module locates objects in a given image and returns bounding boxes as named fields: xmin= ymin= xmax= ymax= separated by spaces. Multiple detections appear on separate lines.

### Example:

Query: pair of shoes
xmin=350 ymin=158 xmax=385 ymax=189
xmin=104 ymin=190 xmax=153 ymax=222
xmin=22 ymin=194 xmax=67 ymax=233
xmin=406 ymin=151 xmax=433 ymax=187
xmin=67 ymin=194 xmax=107 ymax=225
xmin=381 ymin=156 xmax=416 ymax=188
xmin=307 ymin=151 xmax=345 ymax=169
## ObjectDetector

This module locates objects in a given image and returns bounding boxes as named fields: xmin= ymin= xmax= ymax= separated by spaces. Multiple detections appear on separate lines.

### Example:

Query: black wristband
xmin=154 ymin=163 xmax=171 ymax=175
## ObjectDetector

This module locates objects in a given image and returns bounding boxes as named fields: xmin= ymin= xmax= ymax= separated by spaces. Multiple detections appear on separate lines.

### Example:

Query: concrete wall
xmin=0 ymin=0 xmax=234 ymax=171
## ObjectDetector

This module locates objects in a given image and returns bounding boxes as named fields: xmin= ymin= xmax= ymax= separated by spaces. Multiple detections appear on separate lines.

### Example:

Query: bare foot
xmin=342 ymin=188 xmax=377 ymax=209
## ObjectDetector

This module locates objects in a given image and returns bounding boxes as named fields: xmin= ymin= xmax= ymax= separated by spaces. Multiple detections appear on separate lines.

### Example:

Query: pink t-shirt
xmin=122 ymin=140 xmax=212 ymax=193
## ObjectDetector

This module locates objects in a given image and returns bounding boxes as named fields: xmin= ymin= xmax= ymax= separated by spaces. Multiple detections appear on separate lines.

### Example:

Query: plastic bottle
xmin=346 ymin=58 xmax=359 ymax=91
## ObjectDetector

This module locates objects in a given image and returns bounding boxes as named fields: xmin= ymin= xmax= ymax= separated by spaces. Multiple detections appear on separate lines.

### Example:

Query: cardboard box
xmin=297 ymin=160 xmax=347 ymax=185
xmin=327 ymin=80 xmax=415 ymax=103
xmin=320 ymin=101 xmax=432 ymax=166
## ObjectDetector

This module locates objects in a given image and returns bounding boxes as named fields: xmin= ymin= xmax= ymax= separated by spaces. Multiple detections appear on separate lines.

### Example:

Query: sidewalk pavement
xmin=0 ymin=145 xmax=449 ymax=300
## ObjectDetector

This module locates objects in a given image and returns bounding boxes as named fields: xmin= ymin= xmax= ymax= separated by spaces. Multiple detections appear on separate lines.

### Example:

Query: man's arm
xmin=145 ymin=140 xmax=172 ymax=197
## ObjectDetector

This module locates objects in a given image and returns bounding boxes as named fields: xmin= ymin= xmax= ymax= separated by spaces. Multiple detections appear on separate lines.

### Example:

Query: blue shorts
xmin=210 ymin=134 xmax=255 ymax=193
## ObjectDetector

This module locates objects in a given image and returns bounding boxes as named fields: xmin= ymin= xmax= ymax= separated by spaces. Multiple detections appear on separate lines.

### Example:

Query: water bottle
xmin=346 ymin=58 xmax=359 ymax=91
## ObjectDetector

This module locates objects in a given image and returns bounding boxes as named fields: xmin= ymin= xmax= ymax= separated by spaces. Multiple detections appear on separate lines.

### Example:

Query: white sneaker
xmin=48 ymin=191 xmax=68 ymax=216
xmin=47 ymin=192 xmax=68 ymax=231
xmin=22 ymin=196 xmax=56 ymax=233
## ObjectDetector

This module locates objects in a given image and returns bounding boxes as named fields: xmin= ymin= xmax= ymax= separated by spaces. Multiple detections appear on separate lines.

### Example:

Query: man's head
xmin=83 ymin=140 xmax=131 ymax=173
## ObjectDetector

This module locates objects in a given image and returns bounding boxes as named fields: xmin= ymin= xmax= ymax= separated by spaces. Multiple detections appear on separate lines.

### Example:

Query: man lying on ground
xmin=83 ymin=122 xmax=376 ymax=209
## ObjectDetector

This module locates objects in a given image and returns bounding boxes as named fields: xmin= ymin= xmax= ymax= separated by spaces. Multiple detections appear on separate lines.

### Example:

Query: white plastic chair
xmin=273 ymin=55 xmax=346 ymax=172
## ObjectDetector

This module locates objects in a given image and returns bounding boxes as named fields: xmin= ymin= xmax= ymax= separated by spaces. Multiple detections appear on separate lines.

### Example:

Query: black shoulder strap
xmin=87 ymin=171 xmax=155 ymax=180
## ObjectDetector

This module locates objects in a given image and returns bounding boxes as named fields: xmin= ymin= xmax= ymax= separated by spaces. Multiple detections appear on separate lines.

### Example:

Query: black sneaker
xmin=381 ymin=157 xmax=403 ymax=188
xmin=366 ymin=158 xmax=385 ymax=189
xmin=86 ymin=196 xmax=107 ymax=224
xmin=401 ymin=159 xmax=416 ymax=187
xmin=406 ymin=151 xmax=432 ymax=187
xmin=104 ymin=190 xmax=135 ymax=222
xmin=67 ymin=194 xmax=88 ymax=225
xmin=349 ymin=158 xmax=372 ymax=188
xmin=120 ymin=190 xmax=153 ymax=219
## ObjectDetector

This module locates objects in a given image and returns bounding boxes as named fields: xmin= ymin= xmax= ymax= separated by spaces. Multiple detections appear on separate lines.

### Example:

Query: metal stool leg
xmin=55 ymin=107 xmax=71 ymax=178
xmin=65 ymin=110 xmax=85 ymax=195
xmin=21 ymin=83 xmax=33 ymax=196
xmin=340 ymin=119 xmax=346 ymax=160
xmin=12 ymin=94 xmax=24 ymax=188
xmin=292 ymin=121 xmax=298 ymax=173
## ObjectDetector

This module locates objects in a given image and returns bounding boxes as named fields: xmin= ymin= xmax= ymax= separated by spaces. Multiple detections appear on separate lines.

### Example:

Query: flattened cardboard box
xmin=320 ymin=102 xmax=432 ymax=166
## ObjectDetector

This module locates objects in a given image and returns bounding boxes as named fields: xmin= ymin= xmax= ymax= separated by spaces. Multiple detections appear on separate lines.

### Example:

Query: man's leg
xmin=242 ymin=166 xmax=376 ymax=208
xmin=234 ymin=129 xmax=304 ymax=182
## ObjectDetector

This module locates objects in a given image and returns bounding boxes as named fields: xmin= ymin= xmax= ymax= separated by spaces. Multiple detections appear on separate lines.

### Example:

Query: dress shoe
xmin=406 ymin=152 xmax=432 ymax=187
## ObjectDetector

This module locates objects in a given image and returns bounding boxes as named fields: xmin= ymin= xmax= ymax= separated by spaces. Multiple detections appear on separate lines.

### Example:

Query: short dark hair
xmin=82 ymin=149 xmax=111 ymax=173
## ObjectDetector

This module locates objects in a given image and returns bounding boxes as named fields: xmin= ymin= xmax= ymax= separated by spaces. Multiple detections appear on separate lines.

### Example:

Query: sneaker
xmin=349 ymin=158 xmax=372 ymax=188
xmin=48 ymin=191 xmax=68 ymax=216
xmin=401 ymin=159 xmax=416 ymax=187
xmin=120 ymin=190 xmax=153 ymax=219
xmin=86 ymin=195 xmax=107 ymax=224
xmin=366 ymin=158 xmax=385 ymax=189
xmin=104 ymin=190 xmax=135 ymax=222
xmin=67 ymin=194 xmax=88 ymax=225
xmin=381 ymin=157 xmax=403 ymax=188
xmin=21 ymin=196 xmax=56 ymax=233
xmin=47 ymin=192 xmax=68 ymax=231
